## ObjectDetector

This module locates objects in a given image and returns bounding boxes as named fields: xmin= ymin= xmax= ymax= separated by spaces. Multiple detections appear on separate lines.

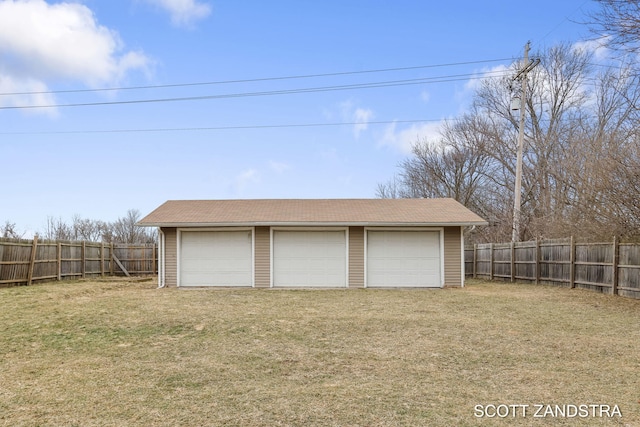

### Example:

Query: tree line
xmin=378 ymin=3 xmax=640 ymax=243
xmin=1 ymin=209 xmax=156 ymax=244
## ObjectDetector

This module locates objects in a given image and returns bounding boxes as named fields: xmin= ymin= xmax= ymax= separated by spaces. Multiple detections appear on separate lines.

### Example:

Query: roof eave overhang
xmin=137 ymin=221 xmax=489 ymax=228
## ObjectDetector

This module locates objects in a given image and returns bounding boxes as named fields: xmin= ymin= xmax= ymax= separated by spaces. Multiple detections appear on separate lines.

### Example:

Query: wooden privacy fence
xmin=0 ymin=237 xmax=157 ymax=287
xmin=465 ymin=237 xmax=640 ymax=299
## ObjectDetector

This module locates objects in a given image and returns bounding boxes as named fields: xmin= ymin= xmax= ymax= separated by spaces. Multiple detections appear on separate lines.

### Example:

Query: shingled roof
xmin=137 ymin=198 xmax=487 ymax=227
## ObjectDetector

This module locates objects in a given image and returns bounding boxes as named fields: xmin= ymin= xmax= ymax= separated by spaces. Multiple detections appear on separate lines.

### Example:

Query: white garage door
xmin=367 ymin=230 xmax=441 ymax=288
xmin=273 ymin=230 xmax=346 ymax=287
xmin=180 ymin=230 xmax=252 ymax=287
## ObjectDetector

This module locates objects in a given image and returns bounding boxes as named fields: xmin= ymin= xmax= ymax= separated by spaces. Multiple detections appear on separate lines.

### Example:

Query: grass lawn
xmin=1 ymin=278 xmax=639 ymax=426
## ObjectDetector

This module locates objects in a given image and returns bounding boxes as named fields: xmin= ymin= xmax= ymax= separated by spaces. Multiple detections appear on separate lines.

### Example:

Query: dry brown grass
xmin=1 ymin=278 xmax=639 ymax=426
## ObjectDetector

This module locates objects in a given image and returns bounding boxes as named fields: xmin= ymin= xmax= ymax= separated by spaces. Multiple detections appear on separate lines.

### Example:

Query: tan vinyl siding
xmin=254 ymin=226 xmax=270 ymax=288
xmin=162 ymin=227 xmax=178 ymax=287
xmin=160 ymin=225 xmax=465 ymax=289
xmin=348 ymin=226 xmax=365 ymax=288
xmin=443 ymin=226 xmax=462 ymax=287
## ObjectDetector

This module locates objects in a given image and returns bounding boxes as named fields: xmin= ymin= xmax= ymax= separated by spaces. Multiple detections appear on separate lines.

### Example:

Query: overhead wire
xmin=0 ymin=56 xmax=519 ymax=135
xmin=0 ymin=57 xmax=516 ymax=97
xmin=0 ymin=69 xmax=514 ymax=110
xmin=533 ymin=0 xmax=591 ymax=46
xmin=0 ymin=119 xmax=442 ymax=135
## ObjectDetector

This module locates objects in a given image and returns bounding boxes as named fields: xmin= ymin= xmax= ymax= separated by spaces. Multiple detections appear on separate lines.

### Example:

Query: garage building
xmin=137 ymin=198 xmax=486 ymax=288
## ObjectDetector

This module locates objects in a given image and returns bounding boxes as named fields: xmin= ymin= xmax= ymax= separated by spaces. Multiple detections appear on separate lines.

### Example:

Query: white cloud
xmin=319 ymin=147 xmax=339 ymax=161
xmin=0 ymin=0 xmax=150 ymax=85
xmin=463 ymin=64 xmax=510 ymax=94
xmin=353 ymin=108 xmax=373 ymax=138
xmin=235 ymin=168 xmax=260 ymax=193
xmin=572 ymin=37 xmax=610 ymax=62
xmin=446 ymin=63 xmax=511 ymax=117
xmin=337 ymin=99 xmax=374 ymax=138
xmin=0 ymin=75 xmax=57 ymax=116
xmin=144 ymin=0 xmax=211 ymax=27
xmin=0 ymin=0 xmax=151 ymax=112
xmin=269 ymin=161 xmax=290 ymax=174
xmin=379 ymin=120 xmax=444 ymax=153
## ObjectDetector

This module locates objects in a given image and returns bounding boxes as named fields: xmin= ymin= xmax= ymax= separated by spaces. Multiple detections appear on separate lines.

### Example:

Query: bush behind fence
xmin=465 ymin=237 xmax=640 ymax=299
xmin=0 ymin=237 xmax=157 ymax=287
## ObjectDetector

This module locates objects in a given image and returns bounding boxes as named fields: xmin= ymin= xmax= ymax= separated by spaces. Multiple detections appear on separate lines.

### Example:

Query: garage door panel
xmin=273 ymin=230 xmax=346 ymax=287
xmin=180 ymin=231 xmax=252 ymax=287
xmin=367 ymin=230 xmax=441 ymax=288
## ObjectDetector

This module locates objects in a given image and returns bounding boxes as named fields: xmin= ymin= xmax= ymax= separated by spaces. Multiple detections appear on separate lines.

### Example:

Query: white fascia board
xmin=138 ymin=221 xmax=487 ymax=228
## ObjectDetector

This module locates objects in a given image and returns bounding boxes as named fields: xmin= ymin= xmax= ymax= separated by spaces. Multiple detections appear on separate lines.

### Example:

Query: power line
xmin=0 ymin=119 xmax=442 ymax=136
xmin=534 ymin=0 xmax=591 ymax=45
xmin=0 ymin=70 xmax=512 ymax=110
xmin=0 ymin=58 xmax=516 ymax=97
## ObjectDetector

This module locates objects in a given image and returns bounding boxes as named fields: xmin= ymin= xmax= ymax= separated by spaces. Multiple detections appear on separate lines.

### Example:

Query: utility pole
xmin=511 ymin=41 xmax=539 ymax=242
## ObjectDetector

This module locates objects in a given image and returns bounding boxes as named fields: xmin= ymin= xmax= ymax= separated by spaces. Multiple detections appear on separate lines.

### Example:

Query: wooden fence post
xmin=535 ymin=238 xmax=541 ymax=285
xmin=569 ymin=236 xmax=575 ymax=288
xmin=100 ymin=243 xmax=105 ymax=278
xmin=27 ymin=236 xmax=38 ymax=286
xmin=110 ymin=243 xmax=114 ymax=276
xmin=473 ymin=244 xmax=477 ymax=279
xmin=81 ymin=241 xmax=86 ymax=279
xmin=152 ymin=244 xmax=157 ymax=275
xmin=57 ymin=241 xmax=62 ymax=281
xmin=612 ymin=236 xmax=619 ymax=296
xmin=489 ymin=243 xmax=494 ymax=281
xmin=510 ymin=241 xmax=515 ymax=282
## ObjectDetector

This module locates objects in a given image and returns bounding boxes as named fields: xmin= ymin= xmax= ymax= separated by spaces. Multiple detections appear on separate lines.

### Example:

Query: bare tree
xmin=0 ymin=221 xmax=23 ymax=239
xmin=110 ymin=209 xmax=156 ymax=243
xmin=44 ymin=216 xmax=74 ymax=241
xmin=375 ymin=176 xmax=403 ymax=199
xmin=588 ymin=1 xmax=640 ymax=56
xmin=398 ymin=122 xmax=493 ymax=206
xmin=40 ymin=210 xmax=156 ymax=243
xmin=71 ymin=215 xmax=109 ymax=242
xmin=377 ymin=113 xmax=504 ymax=241
xmin=556 ymin=62 xmax=640 ymax=240
xmin=378 ymin=42 xmax=640 ymax=243
xmin=470 ymin=43 xmax=594 ymax=239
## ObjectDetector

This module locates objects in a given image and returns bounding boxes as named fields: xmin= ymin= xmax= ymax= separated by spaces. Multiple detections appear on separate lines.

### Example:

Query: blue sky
xmin=1 ymin=0 xmax=597 ymax=236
